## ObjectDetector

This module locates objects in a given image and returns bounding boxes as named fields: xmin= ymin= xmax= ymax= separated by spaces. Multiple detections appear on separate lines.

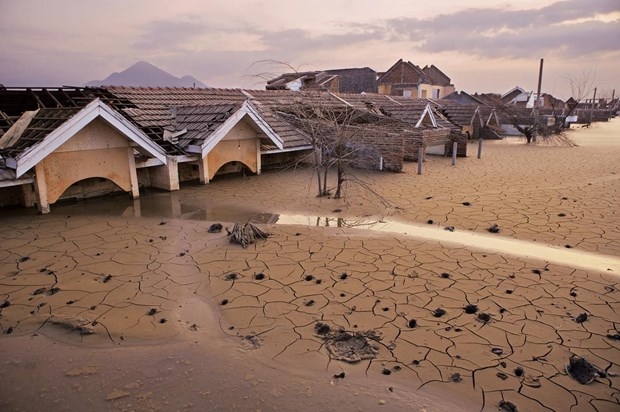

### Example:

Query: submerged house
xmin=0 ymin=97 xmax=168 ymax=213
xmin=434 ymin=102 xmax=502 ymax=140
xmin=0 ymin=86 xmax=466 ymax=214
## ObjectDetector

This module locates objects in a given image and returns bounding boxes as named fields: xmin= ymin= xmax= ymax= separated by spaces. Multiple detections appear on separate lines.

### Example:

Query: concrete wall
xmin=202 ymin=120 xmax=259 ymax=181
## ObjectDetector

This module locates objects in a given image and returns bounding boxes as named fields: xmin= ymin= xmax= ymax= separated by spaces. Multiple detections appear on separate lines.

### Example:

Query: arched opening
xmin=211 ymin=161 xmax=255 ymax=180
xmin=56 ymin=177 xmax=125 ymax=202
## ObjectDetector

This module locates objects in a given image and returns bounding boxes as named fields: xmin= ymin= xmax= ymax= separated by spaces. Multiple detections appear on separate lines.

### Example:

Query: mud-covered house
xmin=0 ymin=86 xmax=466 ymax=214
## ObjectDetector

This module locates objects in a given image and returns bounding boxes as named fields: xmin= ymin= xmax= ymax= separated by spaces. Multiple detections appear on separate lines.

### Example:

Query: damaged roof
xmin=0 ymin=85 xmax=459 ymax=176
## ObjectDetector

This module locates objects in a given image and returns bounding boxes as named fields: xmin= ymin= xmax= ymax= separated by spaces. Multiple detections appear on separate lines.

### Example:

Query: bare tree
xmin=495 ymin=104 xmax=537 ymax=143
xmin=562 ymin=66 xmax=597 ymax=124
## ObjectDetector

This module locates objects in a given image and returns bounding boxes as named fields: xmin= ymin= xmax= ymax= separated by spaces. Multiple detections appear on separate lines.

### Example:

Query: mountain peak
xmin=85 ymin=61 xmax=207 ymax=88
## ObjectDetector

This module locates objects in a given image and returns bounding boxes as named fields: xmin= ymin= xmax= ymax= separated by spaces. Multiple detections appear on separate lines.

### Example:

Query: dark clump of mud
xmin=566 ymin=355 xmax=604 ymax=384
xmin=464 ymin=304 xmax=478 ymax=314
xmin=314 ymin=322 xmax=331 ymax=335
xmin=477 ymin=312 xmax=492 ymax=323
xmin=224 ymin=272 xmax=240 ymax=281
xmin=575 ymin=313 xmax=588 ymax=323
xmin=499 ymin=400 xmax=518 ymax=412
xmin=432 ymin=308 xmax=447 ymax=318
xmin=207 ymin=223 xmax=223 ymax=233
xmin=487 ymin=224 xmax=501 ymax=233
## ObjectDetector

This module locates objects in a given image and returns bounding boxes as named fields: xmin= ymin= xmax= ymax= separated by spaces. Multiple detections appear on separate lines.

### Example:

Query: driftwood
xmin=228 ymin=222 xmax=269 ymax=248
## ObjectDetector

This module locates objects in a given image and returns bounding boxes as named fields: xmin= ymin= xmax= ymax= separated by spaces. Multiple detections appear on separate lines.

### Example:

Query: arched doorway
xmin=56 ymin=177 xmax=125 ymax=202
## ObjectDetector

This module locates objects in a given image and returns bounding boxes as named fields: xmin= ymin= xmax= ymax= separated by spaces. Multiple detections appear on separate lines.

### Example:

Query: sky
xmin=0 ymin=0 xmax=618 ymax=100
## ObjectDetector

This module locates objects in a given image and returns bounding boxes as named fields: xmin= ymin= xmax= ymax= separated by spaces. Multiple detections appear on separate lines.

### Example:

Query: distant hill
xmin=85 ymin=61 xmax=208 ymax=88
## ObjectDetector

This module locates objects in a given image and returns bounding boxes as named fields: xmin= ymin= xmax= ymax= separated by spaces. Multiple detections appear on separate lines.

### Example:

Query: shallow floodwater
xmin=47 ymin=190 xmax=620 ymax=275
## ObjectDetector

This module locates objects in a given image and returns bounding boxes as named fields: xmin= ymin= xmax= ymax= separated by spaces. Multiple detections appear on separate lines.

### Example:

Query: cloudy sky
xmin=0 ymin=0 xmax=618 ymax=99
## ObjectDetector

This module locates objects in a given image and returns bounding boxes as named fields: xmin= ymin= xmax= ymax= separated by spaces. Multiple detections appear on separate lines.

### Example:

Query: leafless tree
xmin=562 ymin=66 xmax=597 ymax=123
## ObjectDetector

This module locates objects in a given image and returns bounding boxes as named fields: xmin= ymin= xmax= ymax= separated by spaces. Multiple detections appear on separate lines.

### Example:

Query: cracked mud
xmin=1 ymin=122 xmax=619 ymax=411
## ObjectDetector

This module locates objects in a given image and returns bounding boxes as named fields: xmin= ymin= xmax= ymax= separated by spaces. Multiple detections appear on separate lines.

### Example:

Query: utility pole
xmin=589 ymin=87 xmax=597 ymax=124
xmin=534 ymin=58 xmax=544 ymax=142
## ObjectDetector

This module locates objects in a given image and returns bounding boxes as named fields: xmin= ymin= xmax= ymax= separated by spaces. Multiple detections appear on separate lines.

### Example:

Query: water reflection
xmin=50 ymin=191 xmax=275 ymax=224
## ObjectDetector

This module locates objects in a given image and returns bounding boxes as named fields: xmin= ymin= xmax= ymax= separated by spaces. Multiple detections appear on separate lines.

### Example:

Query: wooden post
xmin=477 ymin=138 xmax=483 ymax=159
xmin=533 ymin=58 xmax=544 ymax=142
xmin=452 ymin=142 xmax=458 ymax=165
xmin=590 ymin=87 xmax=597 ymax=124
xmin=417 ymin=147 xmax=423 ymax=175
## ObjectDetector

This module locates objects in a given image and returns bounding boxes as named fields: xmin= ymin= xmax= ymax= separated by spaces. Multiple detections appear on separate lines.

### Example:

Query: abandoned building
xmin=0 ymin=86 xmax=467 ymax=214
xmin=265 ymin=58 xmax=456 ymax=100
xmin=377 ymin=59 xmax=455 ymax=99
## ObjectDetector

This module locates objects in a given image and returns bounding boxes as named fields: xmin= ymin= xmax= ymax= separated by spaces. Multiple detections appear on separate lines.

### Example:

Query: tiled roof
xmin=0 ymin=85 xmax=459 ymax=168
xmin=173 ymin=103 xmax=243 ymax=149
xmin=437 ymin=104 xmax=481 ymax=127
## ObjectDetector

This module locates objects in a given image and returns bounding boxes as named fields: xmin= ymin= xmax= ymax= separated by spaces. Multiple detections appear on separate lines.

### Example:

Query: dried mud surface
xmin=1 ymin=121 xmax=619 ymax=411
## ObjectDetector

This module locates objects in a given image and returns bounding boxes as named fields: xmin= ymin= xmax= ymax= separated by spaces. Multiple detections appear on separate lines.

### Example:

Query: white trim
xmin=15 ymin=99 xmax=168 ymax=177
xmin=472 ymin=106 xmax=482 ymax=127
xmin=384 ymin=95 xmax=402 ymax=105
xmin=329 ymin=92 xmax=354 ymax=107
xmin=244 ymin=101 xmax=284 ymax=150
xmin=199 ymin=100 xmax=283 ymax=158
xmin=415 ymin=104 xmax=437 ymax=128
xmin=135 ymin=158 xmax=165 ymax=168
xmin=261 ymin=145 xmax=313 ymax=154
xmin=175 ymin=154 xmax=200 ymax=163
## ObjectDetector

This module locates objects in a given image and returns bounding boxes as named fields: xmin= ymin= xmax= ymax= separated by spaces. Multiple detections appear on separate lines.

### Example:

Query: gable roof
xmin=174 ymin=100 xmax=284 ymax=157
xmin=436 ymin=104 xmax=482 ymax=127
xmin=421 ymin=65 xmax=452 ymax=86
xmin=377 ymin=59 xmax=427 ymax=85
xmin=0 ymin=98 xmax=167 ymax=177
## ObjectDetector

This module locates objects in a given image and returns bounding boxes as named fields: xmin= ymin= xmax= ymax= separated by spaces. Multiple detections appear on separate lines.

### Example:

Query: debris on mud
xmin=499 ymin=400 xmax=518 ymax=412
xmin=566 ymin=355 xmax=606 ymax=384
xmin=241 ymin=334 xmax=261 ymax=350
xmin=319 ymin=327 xmax=381 ymax=362
xmin=48 ymin=316 xmax=94 ymax=335
xmin=228 ymin=222 xmax=269 ymax=248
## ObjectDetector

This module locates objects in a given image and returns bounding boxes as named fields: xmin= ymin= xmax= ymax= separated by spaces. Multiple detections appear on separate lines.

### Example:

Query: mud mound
xmin=321 ymin=329 xmax=381 ymax=362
